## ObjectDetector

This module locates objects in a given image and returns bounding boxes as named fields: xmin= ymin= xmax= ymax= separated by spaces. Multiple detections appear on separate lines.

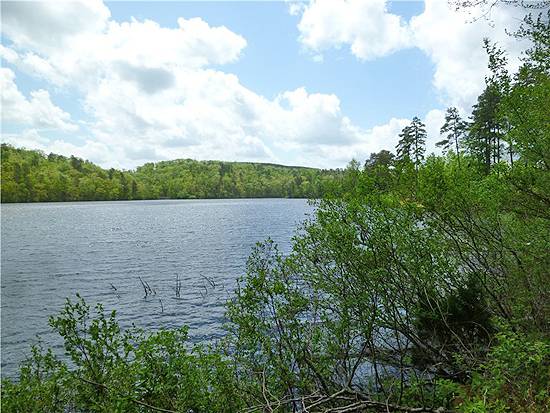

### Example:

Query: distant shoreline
xmin=1 ymin=145 xmax=341 ymax=203
xmin=0 ymin=196 xmax=316 ymax=205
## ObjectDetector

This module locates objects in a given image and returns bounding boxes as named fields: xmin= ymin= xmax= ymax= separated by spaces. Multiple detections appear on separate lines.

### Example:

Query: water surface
xmin=1 ymin=198 xmax=313 ymax=377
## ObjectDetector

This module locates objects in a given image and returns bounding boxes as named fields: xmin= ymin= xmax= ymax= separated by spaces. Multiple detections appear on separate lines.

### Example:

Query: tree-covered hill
xmin=0 ymin=145 xmax=342 ymax=202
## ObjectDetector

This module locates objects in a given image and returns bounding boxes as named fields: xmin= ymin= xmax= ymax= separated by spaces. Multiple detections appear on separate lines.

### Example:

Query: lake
xmin=1 ymin=198 xmax=314 ymax=378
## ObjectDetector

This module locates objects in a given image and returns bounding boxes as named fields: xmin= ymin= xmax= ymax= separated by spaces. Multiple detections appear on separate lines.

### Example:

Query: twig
xmin=200 ymin=273 xmax=216 ymax=288
xmin=139 ymin=277 xmax=155 ymax=298
xmin=110 ymin=283 xmax=121 ymax=299
xmin=245 ymin=387 xmax=454 ymax=413
xmin=139 ymin=277 xmax=149 ymax=298
xmin=174 ymin=274 xmax=182 ymax=298
xmin=78 ymin=376 xmax=177 ymax=413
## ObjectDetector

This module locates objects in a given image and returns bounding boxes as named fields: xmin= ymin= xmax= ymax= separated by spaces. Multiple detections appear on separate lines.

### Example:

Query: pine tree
xmin=437 ymin=107 xmax=468 ymax=166
xmin=465 ymin=84 xmax=504 ymax=173
xmin=396 ymin=116 xmax=427 ymax=170
xmin=463 ymin=39 xmax=511 ymax=173
xmin=396 ymin=125 xmax=412 ymax=162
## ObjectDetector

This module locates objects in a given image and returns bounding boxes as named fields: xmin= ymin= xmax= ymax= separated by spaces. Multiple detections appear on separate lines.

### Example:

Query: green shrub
xmin=1 ymin=295 xmax=242 ymax=413
xmin=459 ymin=327 xmax=550 ymax=412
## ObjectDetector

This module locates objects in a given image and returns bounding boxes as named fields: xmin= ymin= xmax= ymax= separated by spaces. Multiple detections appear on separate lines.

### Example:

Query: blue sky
xmin=106 ymin=1 xmax=435 ymax=128
xmin=1 ymin=1 xmax=530 ymax=169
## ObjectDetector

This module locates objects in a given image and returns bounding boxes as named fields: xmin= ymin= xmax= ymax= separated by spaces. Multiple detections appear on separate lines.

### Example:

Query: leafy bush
xmin=460 ymin=327 xmax=550 ymax=412
xmin=2 ymin=295 xmax=242 ymax=413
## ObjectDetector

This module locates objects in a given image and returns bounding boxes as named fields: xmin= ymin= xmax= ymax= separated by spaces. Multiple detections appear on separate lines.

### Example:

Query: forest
xmin=2 ymin=7 xmax=549 ymax=413
xmin=0 ymin=146 xmax=341 ymax=202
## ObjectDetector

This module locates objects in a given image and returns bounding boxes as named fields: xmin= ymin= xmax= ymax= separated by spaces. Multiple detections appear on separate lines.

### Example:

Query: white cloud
xmin=311 ymin=116 xmax=410 ymax=165
xmin=0 ymin=2 xmax=269 ymax=168
xmin=1 ymin=0 xmax=111 ymax=54
xmin=2 ymin=5 xmax=247 ymax=117
xmin=297 ymin=0 xmax=412 ymax=60
xmin=300 ymin=109 xmax=448 ymax=166
xmin=1 ymin=129 xmax=50 ymax=148
xmin=2 ymin=7 xmax=248 ymax=90
xmin=294 ymin=0 xmax=531 ymax=110
xmin=1 ymin=68 xmax=78 ymax=132
xmin=2 ymin=129 xmax=115 ymax=166
xmin=268 ymin=87 xmax=357 ymax=146
xmin=410 ymin=0 xmax=527 ymax=109
xmin=78 ymin=65 xmax=371 ymax=167
xmin=0 ymin=46 xmax=67 ymax=86
xmin=423 ymin=108 xmax=446 ymax=154
xmin=0 ymin=44 xmax=19 ymax=64
xmin=77 ymin=67 xmax=277 ymax=167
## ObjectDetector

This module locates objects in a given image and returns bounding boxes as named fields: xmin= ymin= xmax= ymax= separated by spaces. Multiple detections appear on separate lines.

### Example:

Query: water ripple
xmin=1 ymin=199 xmax=312 ymax=378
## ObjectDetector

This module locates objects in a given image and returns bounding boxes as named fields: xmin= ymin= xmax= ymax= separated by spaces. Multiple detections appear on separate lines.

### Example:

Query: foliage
xmin=466 ymin=83 xmax=505 ymax=172
xmin=1 ymin=346 xmax=70 ymax=413
xmin=222 ymin=148 xmax=548 ymax=410
xmin=0 ymin=145 xmax=342 ymax=202
xmin=459 ymin=327 xmax=550 ymax=412
xmin=1 ymin=295 xmax=243 ymax=413
xmin=396 ymin=116 xmax=427 ymax=170
xmin=437 ymin=107 xmax=468 ymax=160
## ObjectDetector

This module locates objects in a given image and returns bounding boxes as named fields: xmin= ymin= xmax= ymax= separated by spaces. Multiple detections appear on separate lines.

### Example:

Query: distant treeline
xmin=0 ymin=144 xmax=342 ymax=202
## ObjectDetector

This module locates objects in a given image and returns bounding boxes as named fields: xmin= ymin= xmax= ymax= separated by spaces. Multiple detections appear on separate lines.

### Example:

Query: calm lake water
xmin=1 ymin=198 xmax=313 ymax=378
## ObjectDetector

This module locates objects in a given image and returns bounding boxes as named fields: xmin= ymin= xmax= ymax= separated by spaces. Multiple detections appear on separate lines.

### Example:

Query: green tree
xmin=396 ymin=116 xmax=427 ymax=170
xmin=1 ymin=144 xmax=341 ymax=203
xmin=437 ymin=107 xmax=468 ymax=165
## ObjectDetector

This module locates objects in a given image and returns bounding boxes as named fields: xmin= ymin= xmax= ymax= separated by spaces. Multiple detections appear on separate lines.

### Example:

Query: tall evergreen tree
xmin=396 ymin=125 xmax=413 ymax=162
xmin=396 ymin=116 xmax=427 ymax=170
xmin=437 ymin=107 xmax=468 ymax=164
xmin=464 ymin=39 xmax=511 ymax=172
xmin=466 ymin=84 xmax=504 ymax=172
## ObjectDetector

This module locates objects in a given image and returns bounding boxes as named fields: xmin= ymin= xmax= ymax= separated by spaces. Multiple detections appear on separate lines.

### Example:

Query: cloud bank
xmin=0 ymin=0 xmax=533 ymax=169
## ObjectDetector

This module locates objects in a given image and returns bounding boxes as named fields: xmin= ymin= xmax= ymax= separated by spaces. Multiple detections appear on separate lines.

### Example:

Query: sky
xmin=0 ymin=0 xmax=536 ymax=169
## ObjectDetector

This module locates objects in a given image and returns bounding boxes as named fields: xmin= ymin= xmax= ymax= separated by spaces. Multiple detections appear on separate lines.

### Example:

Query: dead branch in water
xmin=110 ymin=283 xmax=121 ymax=299
xmin=174 ymin=274 xmax=182 ymax=299
xmin=200 ymin=273 xmax=216 ymax=288
xmin=138 ymin=277 xmax=155 ymax=298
